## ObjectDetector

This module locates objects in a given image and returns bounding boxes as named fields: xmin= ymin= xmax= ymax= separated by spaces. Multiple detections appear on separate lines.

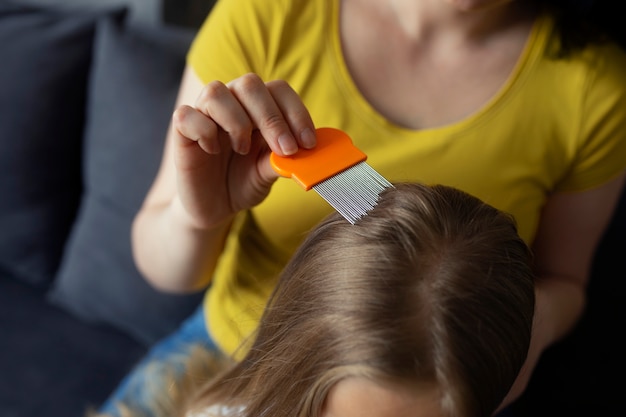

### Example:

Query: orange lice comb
xmin=270 ymin=127 xmax=393 ymax=224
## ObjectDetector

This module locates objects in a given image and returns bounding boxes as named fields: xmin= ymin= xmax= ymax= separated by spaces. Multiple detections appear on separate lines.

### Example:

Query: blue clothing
xmin=98 ymin=305 xmax=215 ymax=417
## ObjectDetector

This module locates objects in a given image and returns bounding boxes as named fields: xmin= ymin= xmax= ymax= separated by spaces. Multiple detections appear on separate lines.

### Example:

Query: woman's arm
xmin=500 ymin=171 xmax=626 ymax=410
xmin=131 ymin=66 xmax=229 ymax=293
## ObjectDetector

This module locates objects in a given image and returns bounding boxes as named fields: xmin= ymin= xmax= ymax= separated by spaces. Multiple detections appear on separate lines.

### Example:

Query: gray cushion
xmin=47 ymin=16 xmax=203 ymax=346
xmin=0 ymin=3 xmax=125 ymax=287
xmin=20 ymin=0 xmax=162 ymax=27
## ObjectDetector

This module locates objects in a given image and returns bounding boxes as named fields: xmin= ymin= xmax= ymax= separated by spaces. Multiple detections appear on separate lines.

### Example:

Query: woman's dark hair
xmin=537 ymin=0 xmax=625 ymax=54
xmin=184 ymin=183 xmax=536 ymax=417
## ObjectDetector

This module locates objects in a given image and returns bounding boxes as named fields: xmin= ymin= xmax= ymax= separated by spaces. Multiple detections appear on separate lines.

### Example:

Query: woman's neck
xmin=374 ymin=0 xmax=538 ymax=46
xmin=340 ymin=0 xmax=541 ymax=129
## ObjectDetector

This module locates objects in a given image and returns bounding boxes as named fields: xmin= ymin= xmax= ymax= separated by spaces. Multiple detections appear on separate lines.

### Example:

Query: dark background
xmin=163 ymin=0 xmax=216 ymax=29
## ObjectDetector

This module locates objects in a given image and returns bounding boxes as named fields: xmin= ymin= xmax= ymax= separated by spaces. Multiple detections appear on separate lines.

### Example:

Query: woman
xmin=101 ymin=0 xmax=626 ymax=415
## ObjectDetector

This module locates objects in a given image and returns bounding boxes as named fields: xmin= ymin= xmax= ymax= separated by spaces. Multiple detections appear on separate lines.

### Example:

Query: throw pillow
xmin=0 ymin=3 xmax=125 ymax=287
xmin=47 ymin=16 xmax=204 ymax=346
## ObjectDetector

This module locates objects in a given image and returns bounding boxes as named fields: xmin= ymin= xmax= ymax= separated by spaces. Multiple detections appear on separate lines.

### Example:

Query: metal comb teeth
xmin=313 ymin=162 xmax=393 ymax=224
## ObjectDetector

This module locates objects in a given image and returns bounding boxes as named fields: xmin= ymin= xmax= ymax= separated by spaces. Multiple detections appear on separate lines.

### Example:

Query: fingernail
xmin=278 ymin=133 xmax=298 ymax=155
xmin=236 ymin=142 xmax=250 ymax=155
xmin=300 ymin=128 xmax=316 ymax=149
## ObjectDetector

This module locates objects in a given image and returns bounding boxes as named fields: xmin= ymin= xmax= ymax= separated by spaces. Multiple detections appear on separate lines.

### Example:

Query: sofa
xmin=0 ymin=1 xmax=624 ymax=417
xmin=0 ymin=2 xmax=206 ymax=416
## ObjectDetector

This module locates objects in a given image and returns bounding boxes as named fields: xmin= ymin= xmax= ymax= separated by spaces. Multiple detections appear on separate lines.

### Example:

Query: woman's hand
xmin=171 ymin=73 xmax=317 ymax=230
xmin=131 ymin=71 xmax=317 ymax=292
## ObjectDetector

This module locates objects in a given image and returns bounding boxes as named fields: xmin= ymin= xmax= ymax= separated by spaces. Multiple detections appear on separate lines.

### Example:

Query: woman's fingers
xmin=181 ymin=74 xmax=316 ymax=157
xmin=194 ymin=80 xmax=255 ymax=154
xmin=227 ymin=73 xmax=299 ymax=155
xmin=266 ymin=79 xmax=316 ymax=151
xmin=172 ymin=104 xmax=221 ymax=154
xmin=227 ymin=74 xmax=317 ymax=156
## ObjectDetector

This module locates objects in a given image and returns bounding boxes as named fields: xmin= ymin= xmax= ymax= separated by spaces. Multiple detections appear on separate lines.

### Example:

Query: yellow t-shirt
xmin=187 ymin=0 xmax=626 ymax=357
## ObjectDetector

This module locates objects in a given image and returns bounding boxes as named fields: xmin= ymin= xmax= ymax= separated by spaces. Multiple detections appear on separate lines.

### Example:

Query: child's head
xmin=186 ymin=182 xmax=535 ymax=417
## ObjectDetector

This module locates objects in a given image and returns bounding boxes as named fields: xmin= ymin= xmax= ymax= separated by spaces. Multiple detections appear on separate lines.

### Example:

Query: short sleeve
xmin=186 ymin=0 xmax=288 ymax=84
xmin=558 ymin=42 xmax=626 ymax=192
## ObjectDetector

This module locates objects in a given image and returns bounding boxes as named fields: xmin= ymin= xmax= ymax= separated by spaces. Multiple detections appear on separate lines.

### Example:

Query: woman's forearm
xmin=498 ymin=275 xmax=587 ymax=412
xmin=131 ymin=196 xmax=233 ymax=294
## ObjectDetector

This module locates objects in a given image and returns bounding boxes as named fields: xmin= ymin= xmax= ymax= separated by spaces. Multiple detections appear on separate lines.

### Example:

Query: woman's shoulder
xmin=538 ymin=10 xmax=626 ymax=82
xmin=581 ymin=41 xmax=626 ymax=84
xmin=532 ymin=13 xmax=626 ymax=95
xmin=212 ymin=0 xmax=318 ymax=14
xmin=198 ymin=0 xmax=323 ymax=38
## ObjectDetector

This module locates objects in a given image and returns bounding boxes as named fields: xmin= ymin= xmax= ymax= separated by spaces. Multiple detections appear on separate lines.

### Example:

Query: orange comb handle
xmin=270 ymin=127 xmax=367 ymax=190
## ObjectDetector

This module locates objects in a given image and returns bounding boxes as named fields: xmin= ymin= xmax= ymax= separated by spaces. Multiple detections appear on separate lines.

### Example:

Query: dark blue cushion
xmin=0 ymin=3 xmax=125 ymax=287
xmin=47 ymin=16 xmax=204 ymax=346
xmin=0 ymin=275 xmax=146 ymax=417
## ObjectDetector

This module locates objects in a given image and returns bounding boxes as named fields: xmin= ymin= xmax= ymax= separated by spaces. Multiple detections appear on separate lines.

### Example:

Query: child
xmin=104 ymin=182 xmax=535 ymax=417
